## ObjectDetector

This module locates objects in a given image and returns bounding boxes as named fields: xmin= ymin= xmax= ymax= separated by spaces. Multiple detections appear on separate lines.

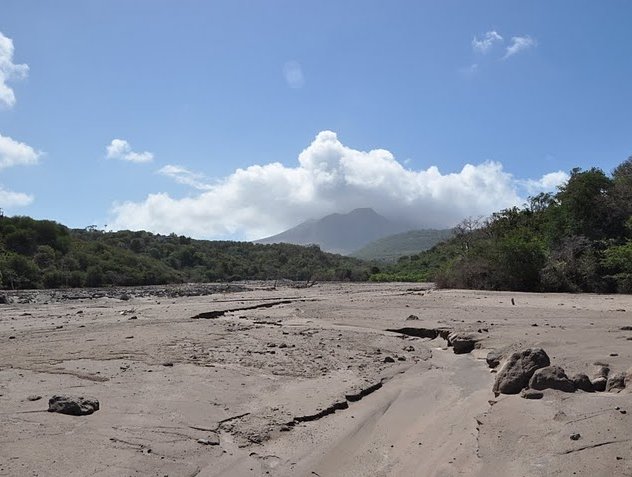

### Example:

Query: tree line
xmin=374 ymin=156 xmax=632 ymax=293
xmin=0 ymin=217 xmax=371 ymax=289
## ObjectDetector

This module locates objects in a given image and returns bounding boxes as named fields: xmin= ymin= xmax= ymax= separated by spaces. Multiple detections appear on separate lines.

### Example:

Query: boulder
xmin=486 ymin=350 xmax=502 ymax=369
xmin=48 ymin=395 xmax=99 ymax=416
xmin=571 ymin=373 xmax=594 ymax=392
xmin=529 ymin=366 xmax=576 ymax=392
xmin=447 ymin=332 xmax=477 ymax=354
xmin=606 ymin=373 xmax=626 ymax=393
xmin=492 ymin=348 xmax=550 ymax=395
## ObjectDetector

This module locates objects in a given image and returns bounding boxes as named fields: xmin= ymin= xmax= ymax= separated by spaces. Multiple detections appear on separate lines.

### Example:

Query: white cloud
xmin=283 ymin=61 xmax=305 ymax=89
xmin=0 ymin=133 xmax=41 ymax=170
xmin=520 ymin=170 xmax=569 ymax=195
xmin=0 ymin=133 xmax=40 ymax=209
xmin=503 ymin=35 xmax=536 ymax=59
xmin=158 ymin=165 xmax=212 ymax=190
xmin=472 ymin=31 xmax=503 ymax=54
xmin=106 ymin=139 xmax=154 ymax=163
xmin=0 ymin=31 xmax=29 ymax=108
xmin=109 ymin=131 xmax=566 ymax=240
xmin=0 ymin=186 xmax=33 ymax=208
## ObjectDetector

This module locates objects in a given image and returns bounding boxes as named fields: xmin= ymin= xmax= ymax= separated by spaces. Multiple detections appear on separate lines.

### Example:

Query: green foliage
xmin=0 ymin=216 xmax=370 ymax=289
xmin=351 ymin=229 xmax=454 ymax=262
xmin=373 ymin=158 xmax=632 ymax=293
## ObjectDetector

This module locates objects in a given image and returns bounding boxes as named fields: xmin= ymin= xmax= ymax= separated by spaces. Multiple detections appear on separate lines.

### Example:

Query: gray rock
xmin=521 ymin=389 xmax=544 ymax=400
xmin=595 ymin=366 xmax=610 ymax=379
xmin=48 ymin=395 xmax=99 ymax=416
xmin=406 ymin=314 xmax=419 ymax=321
xmin=606 ymin=373 xmax=626 ymax=393
xmin=492 ymin=348 xmax=551 ymax=395
xmin=529 ymin=366 xmax=576 ymax=392
xmin=486 ymin=350 xmax=502 ymax=369
xmin=197 ymin=432 xmax=219 ymax=445
xmin=448 ymin=332 xmax=477 ymax=354
xmin=591 ymin=376 xmax=607 ymax=392
xmin=571 ymin=373 xmax=594 ymax=392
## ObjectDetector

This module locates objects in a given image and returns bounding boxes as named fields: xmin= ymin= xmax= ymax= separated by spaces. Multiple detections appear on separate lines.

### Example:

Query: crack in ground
xmin=191 ymin=300 xmax=307 ymax=320
xmin=386 ymin=327 xmax=451 ymax=341
xmin=286 ymin=379 xmax=387 ymax=426
xmin=560 ymin=438 xmax=631 ymax=455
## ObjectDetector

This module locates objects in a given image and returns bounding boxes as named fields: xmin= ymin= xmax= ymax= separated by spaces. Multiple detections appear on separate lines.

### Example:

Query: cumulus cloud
xmin=109 ymin=131 xmax=566 ymax=240
xmin=158 ymin=165 xmax=212 ymax=190
xmin=0 ymin=31 xmax=29 ymax=108
xmin=0 ymin=187 xmax=33 ymax=208
xmin=503 ymin=35 xmax=536 ymax=59
xmin=0 ymin=133 xmax=41 ymax=170
xmin=283 ymin=61 xmax=305 ymax=89
xmin=0 ymin=133 xmax=40 ymax=209
xmin=106 ymin=139 xmax=154 ymax=163
xmin=520 ymin=171 xmax=569 ymax=195
xmin=472 ymin=31 xmax=503 ymax=54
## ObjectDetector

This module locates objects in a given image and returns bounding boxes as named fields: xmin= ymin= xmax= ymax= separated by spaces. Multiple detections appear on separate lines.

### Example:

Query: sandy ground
xmin=1 ymin=282 xmax=632 ymax=477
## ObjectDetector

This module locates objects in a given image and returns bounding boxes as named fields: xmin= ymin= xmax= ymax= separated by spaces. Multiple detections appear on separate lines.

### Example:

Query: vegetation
xmin=374 ymin=157 xmax=632 ymax=293
xmin=351 ymin=228 xmax=454 ymax=262
xmin=0 ymin=216 xmax=371 ymax=289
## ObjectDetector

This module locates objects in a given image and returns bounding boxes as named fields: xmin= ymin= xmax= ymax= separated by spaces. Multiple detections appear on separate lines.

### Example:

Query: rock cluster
xmin=492 ymin=348 xmax=629 ymax=397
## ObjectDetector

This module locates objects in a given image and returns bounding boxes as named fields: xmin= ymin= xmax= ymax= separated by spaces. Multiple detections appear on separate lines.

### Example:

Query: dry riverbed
xmin=1 ymin=282 xmax=632 ymax=476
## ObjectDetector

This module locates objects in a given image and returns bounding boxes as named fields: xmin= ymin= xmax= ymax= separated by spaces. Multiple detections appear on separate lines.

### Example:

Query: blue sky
xmin=1 ymin=1 xmax=631 ymax=239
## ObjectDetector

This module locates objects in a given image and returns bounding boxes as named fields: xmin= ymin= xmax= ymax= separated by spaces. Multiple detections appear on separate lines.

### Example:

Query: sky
xmin=1 ymin=1 xmax=632 ymax=240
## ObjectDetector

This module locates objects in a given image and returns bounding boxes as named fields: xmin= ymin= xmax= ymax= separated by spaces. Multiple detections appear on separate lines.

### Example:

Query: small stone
xmin=48 ymin=395 xmax=99 ymax=416
xmin=571 ymin=373 xmax=594 ymax=392
xmin=383 ymin=356 xmax=395 ymax=363
xmin=197 ymin=433 xmax=219 ymax=445
xmin=27 ymin=395 xmax=42 ymax=401
xmin=570 ymin=433 xmax=581 ymax=441
xmin=486 ymin=350 xmax=502 ymax=369
xmin=521 ymin=389 xmax=544 ymax=400
xmin=162 ymin=362 xmax=174 ymax=367
xmin=591 ymin=377 xmax=607 ymax=392
xmin=606 ymin=373 xmax=626 ymax=393
xmin=406 ymin=314 xmax=419 ymax=321
xmin=448 ymin=332 xmax=477 ymax=354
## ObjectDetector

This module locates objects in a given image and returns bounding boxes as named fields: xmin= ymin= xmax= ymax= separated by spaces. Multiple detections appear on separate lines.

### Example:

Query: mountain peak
xmin=254 ymin=208 xmax=409 ymax=255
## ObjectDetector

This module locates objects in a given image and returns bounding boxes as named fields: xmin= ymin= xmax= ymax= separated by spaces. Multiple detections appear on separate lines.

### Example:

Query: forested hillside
xmin=375 ymin=157 xmax=632 ymax=293
xmin=0 ymin=217 xmax=371 ymax=289
xmin=351 ymin=228 xmax=454 ymax=262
